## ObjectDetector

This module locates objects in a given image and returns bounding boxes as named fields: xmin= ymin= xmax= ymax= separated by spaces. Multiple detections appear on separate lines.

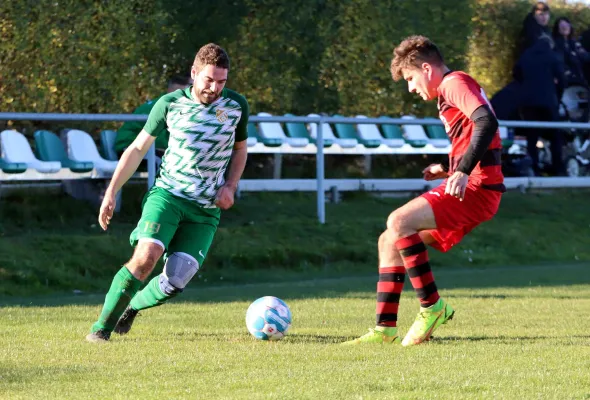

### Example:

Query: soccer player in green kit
xmin=86 ymin=43 xmax=250 ymax=342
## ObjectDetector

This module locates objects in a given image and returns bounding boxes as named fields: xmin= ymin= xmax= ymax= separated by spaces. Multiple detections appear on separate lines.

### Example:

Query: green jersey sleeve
xmin=114 ymin=96 xmax=162 ymax=153
xmin=225 ymin=89 xmax=250 ymax=142
xmin=143 ymin=96 xmax=171 ymax=138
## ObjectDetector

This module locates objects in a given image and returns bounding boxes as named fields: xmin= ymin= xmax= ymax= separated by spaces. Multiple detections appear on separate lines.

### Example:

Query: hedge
xmin=2 ymin=0 xmax=590 ymax=123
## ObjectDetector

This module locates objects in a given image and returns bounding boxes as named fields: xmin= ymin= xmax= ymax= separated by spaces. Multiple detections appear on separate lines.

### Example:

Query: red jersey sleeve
xmin=439 ymin=74 xmax=487 ymax=119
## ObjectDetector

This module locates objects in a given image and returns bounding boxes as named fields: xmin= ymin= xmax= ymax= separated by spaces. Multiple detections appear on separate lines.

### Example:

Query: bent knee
xmin=159 ymin=252 xmax=200 ymax=295
xmin=386 ymin=209 xmax=406 ymax=233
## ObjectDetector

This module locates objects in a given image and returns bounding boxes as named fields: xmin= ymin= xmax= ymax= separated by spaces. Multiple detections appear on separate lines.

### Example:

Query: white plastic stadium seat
xmin=247 ymin=137 xmax=258 ymax=147
xmin=307 ymin=113 xmax=358 ymax=148
xmin=257 ymin=112 xmax=309 ymax=147
xmin=355 ymin=115 xmax=405 ymax=148
xmin=0 ymin=130 xmax=61 ymax=173
xmin=66 ymin=129 xmax=119 ymax=176
xmin=401 ymin=115 xmax=450 ymax=149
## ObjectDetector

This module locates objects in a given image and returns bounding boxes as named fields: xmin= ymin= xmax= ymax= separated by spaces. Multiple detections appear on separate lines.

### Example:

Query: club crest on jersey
xmin=216 ymin=109 xmax=228 ymax=123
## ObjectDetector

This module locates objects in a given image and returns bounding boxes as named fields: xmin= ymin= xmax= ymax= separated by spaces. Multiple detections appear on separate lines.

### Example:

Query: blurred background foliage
xmin=2 ymin=0 xmax=590 ymax=120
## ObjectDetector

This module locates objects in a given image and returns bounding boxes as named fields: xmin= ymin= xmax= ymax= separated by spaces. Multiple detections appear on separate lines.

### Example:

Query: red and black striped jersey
xmin=437 ymin=71 xmax=505 ymax=192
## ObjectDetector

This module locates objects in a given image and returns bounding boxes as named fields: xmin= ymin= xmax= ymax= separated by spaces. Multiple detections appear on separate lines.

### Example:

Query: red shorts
xmin=421 ymin=181 xmax=502 ymax=253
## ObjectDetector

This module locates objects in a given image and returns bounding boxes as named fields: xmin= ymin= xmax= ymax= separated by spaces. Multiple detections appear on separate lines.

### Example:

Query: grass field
xmin=2 ymin=263 xmax=589 ymax=399
xmin=2 ymin=189 xmax=590 ymax=296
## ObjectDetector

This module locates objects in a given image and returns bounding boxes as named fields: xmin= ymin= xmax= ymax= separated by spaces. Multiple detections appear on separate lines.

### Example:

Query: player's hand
xmin=98 ymin=189 xmax=117 ymax=231
xmin=444 ymin=171 xmax=469 ymax=201
xmin=215 ymin=183 xmax=237 ymax=210
xmin=422 ymin=163 xmax=449 ymax=181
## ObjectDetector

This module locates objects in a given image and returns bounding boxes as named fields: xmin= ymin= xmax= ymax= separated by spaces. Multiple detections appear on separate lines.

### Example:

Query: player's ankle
xmin=375 ymin=326 xmax=398 ymax=336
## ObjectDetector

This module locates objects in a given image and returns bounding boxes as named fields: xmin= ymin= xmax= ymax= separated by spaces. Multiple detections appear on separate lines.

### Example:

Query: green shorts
xmin=129 ymin=186 xmax=221 ymax=264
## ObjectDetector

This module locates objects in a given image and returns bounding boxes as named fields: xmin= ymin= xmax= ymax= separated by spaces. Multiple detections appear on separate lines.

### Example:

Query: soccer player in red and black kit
xmin=343 ymin=35 xmax=505 ymax=346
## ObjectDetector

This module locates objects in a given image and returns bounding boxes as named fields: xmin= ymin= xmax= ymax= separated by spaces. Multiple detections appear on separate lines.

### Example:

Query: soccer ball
xmin=245 ymin=296 xmax=292 ymax=341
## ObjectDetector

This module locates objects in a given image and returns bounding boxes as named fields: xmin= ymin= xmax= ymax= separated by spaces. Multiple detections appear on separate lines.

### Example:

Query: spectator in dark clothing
xmin=552 ymin=17 xmax=590 ymax=87
xmin=513 ymin=34 xmax=567 ymax=176
xmin=579 ymin=27 xmax=590 ymax=83
xmin=518 ymin=2 xmax=551 ymax=56
xmin=491 ymin=80 xmax=522 ymax=121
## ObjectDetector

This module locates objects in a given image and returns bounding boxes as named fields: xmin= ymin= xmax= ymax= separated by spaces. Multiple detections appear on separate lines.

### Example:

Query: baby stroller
xmin=557 ymin=84 xmax=590 ymax=176
xmin=522 ymin=83 xmax=590 ymax=177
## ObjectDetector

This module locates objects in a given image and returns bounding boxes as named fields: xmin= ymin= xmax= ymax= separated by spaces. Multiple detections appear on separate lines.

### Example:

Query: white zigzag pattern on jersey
xmin=155 ymin=97 xmax=242 ymax=206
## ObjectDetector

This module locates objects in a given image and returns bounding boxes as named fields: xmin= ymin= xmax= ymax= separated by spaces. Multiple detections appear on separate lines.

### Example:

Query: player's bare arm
xmin=215 ymin=139 xmax=248 ymax=210
xmin=98 ymin=130 xmax=156 ymax=230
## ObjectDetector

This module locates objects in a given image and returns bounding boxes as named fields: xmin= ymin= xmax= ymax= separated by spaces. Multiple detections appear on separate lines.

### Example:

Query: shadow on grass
xmin=1 ymin=263 xmax=589 ymax=308
xmin=430 ymin=334 xmax=590 ymax=344
xmin=117 ymin=331 xmax=350 ymax=345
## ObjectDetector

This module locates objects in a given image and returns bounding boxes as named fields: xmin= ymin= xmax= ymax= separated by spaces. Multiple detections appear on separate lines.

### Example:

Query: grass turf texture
xmin=1 ymin=263 xmax=589 ymax=399
xmin=1 ymin=188 xmax=590 ymax=296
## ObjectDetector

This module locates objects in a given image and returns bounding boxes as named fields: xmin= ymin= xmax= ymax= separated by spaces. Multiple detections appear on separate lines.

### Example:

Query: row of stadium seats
xmin=0 ymin=129 xmax=118 ymax=176
xmin=0 ymin=115 xmax=514 ymax=176
xmin=248 ymin=113 xmax=453 ymax=150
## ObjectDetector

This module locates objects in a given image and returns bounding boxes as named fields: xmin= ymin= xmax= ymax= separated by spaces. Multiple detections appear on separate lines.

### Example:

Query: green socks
xmin=129 ymin=275 xmax=179 ymax=311
xmin=91 ymin=267 xmax=142 ymax=333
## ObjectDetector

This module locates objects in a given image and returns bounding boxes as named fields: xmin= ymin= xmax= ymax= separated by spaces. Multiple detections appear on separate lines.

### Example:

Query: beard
xmin=197 ymin=89 xmax=220 ymax=105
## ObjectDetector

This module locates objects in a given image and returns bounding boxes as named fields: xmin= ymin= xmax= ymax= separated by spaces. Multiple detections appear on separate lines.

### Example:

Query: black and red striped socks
xmin=376 ymin=266 xmax=405 ymax=331
xmin=395 ymin=233 xmax=440 ymax=307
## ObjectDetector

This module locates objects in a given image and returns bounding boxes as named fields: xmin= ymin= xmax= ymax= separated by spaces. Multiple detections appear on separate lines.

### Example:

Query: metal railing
xmin=1 ymin=112 xmax=589 ymax=224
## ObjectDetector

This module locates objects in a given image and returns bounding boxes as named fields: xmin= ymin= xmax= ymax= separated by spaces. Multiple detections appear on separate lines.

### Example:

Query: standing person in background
xmin=518 ymin=2 xmax=551 ymax=56
xmin=552 ymin=17 xmax=589 ymax=88
xmin=114 ymin=74 xmax=193 ymax=161
xmin=514 ymin=34 xmax=566 ymax=176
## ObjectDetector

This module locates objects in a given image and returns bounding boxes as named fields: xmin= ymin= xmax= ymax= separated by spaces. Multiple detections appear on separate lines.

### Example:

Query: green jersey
xmin=143 ymin=86 xmax=249 ymax=207
xmin=115 ymin=94 xmax=170 ymax=153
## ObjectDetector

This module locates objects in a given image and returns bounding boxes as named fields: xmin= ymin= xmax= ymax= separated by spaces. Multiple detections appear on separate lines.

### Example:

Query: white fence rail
xmin=1 ymin=112 xmax=589 ymax=223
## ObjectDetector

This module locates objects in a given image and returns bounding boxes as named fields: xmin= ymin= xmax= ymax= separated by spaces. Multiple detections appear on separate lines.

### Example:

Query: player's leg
xmin=86 ymin=188 xmax=180 ymax=342
xmin=115 ymin=206 xmax=219 ymax=335
xmin=342 ymin=198 xmax=442 ymax=345
xmin=386 ymin=196 xmax=441 ymax=307
xmin=374 ymin=230 xmax=438 ymax=339
xmin=385 ymin=195 xmax=455 ymax=346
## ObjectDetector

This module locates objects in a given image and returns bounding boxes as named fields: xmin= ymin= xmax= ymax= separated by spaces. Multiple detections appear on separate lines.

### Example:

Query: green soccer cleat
xmin=342 ymin=328 xmax=400 ymax=345
xmin=401 ymin=298 xmax=454 ymax=347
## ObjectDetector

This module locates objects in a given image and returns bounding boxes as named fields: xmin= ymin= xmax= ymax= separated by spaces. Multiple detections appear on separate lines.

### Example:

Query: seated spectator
xmin=517 ymin=2 xmax=551 ymax=56
xmin=552 ymin=17 xmax=590 ymax=87
xmin=114 ymin=74 xmax=192 ymax=159
xmin=513 ymin=34 xmax=567 ymax=176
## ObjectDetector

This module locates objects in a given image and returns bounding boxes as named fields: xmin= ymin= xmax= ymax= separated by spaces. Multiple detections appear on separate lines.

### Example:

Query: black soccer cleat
xmin=85 ymin=329 xmax=111 ymax=343
xmin=113 ymin=306 xmax=140 ymax=335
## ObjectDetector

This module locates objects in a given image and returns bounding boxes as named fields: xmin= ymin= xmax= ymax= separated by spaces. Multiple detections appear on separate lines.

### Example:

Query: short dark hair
xmin=390 ymin=35 xmax=445 ymax=81
xmin=193 ymin=43 xmax=230 ymax=72
xmin=533 ymin=1 xmax=550 ymax=13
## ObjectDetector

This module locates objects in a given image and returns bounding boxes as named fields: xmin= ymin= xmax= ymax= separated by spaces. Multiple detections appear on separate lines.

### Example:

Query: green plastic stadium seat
xmin=379 ymin=116 xmax=427 ymax=148
xmin=333 ymin=114 xmax=381 ymax=148
xmin=34 ymin=130 xmax=94 ymax=173
xmin=425 ymin=125 xmax=448 ymax=140
xmin=0 ymin=158 xmax=27 ymax=173
xmin=284 ymin=113 xmax=333 ymax=147
xmin=100 ymin=130 xmax=119 ymax=161
xmin=248 ymin=122 xmax=282 ymax=147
